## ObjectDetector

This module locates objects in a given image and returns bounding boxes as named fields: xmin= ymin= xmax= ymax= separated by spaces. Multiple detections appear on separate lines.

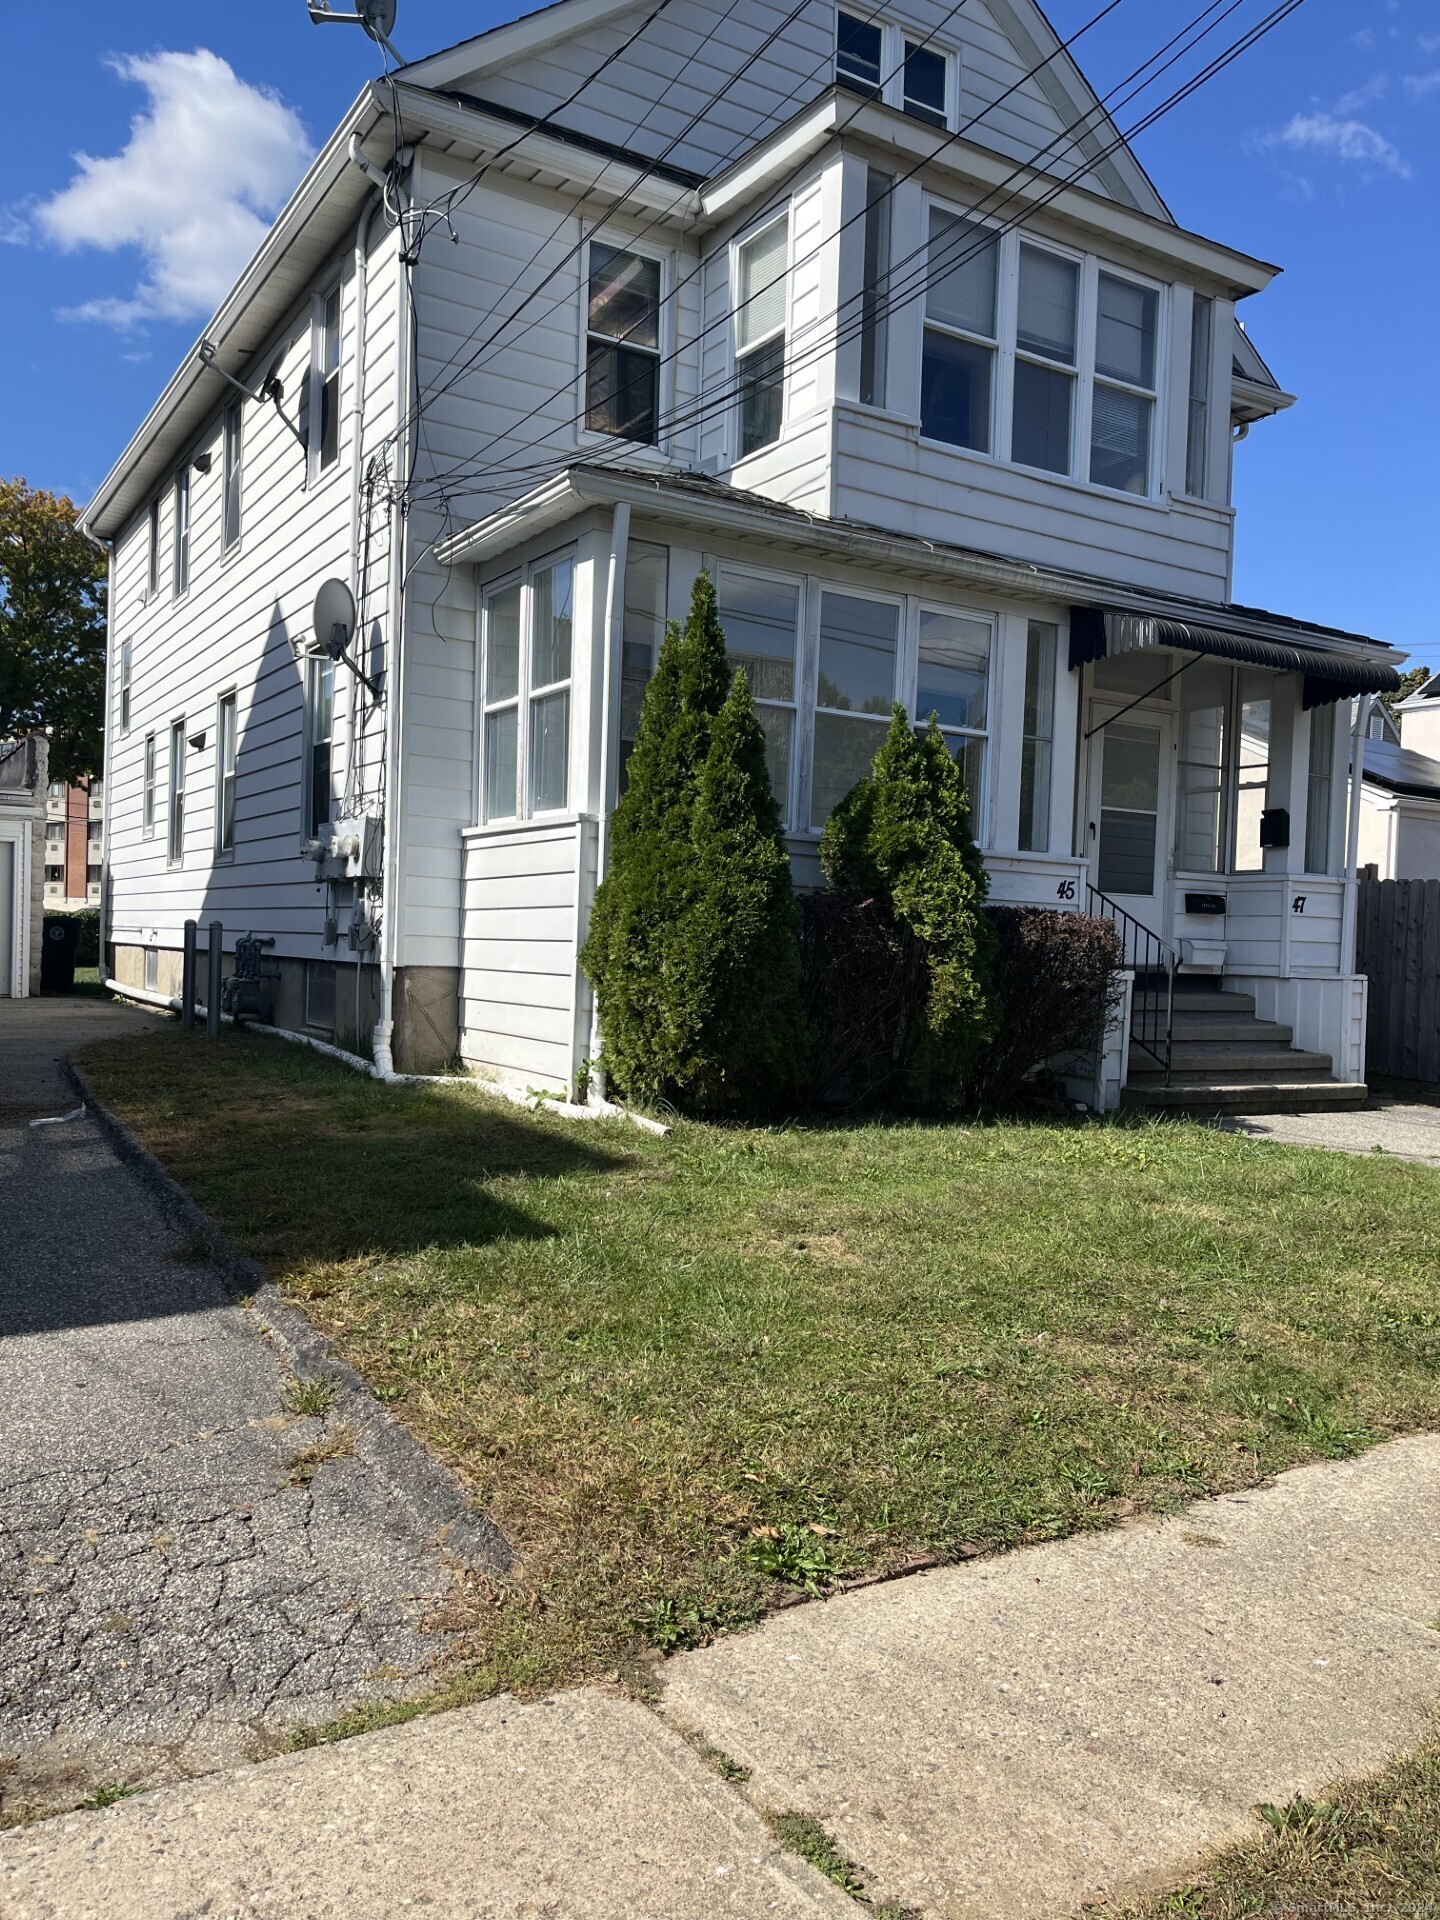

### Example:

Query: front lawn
xmin=81 ymin=1027 xmax=1440 ymax=1707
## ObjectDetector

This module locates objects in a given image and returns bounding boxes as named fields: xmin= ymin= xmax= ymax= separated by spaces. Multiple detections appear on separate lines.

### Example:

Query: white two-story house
xmin=83 ymin=0 xmax=1402 ymax=1106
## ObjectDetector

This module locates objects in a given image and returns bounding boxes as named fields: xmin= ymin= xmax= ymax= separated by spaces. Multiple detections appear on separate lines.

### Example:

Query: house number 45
xmin=1056 ymin=880 xmax=1077 ymax=901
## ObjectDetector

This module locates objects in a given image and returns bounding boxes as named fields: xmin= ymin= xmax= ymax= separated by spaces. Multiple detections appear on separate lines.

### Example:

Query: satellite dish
xmin=359 ymin=0 xmax=397 ymax=42
xmin=314 ymin=578 xmax=356 ymax=659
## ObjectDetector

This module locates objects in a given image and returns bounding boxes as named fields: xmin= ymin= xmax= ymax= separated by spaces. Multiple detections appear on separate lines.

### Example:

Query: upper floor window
xmin=585 ymin=244 xmax=661 ymax=445
xmin=836 ymin=11 xmax=882 ymax=90
xmin=735 ymin=216 xmax=788 ymax=459
xmin=480 ymin=555 xmax=574 ymax=822
xmin=222 ymin=400 xmax=243 ymax=551
xmin=1012 ymin=244 xmax=1079 ymax=476
xmin=172 ymin=467 xmax=190 ymax=596
xmin=903 ymin=40 xmax=947 ymax=125
xmin=1090 ymin=272 xmax=1158 ymax=495
xmin=119 ymin=640 xmax=132 ymax=733
xmin=312 ymin=285 xmax=341 ymax=473
xmin=858 ymin=167 xmax=893 ymax=409
xmin=216 ymin=690 xmax=238 ymax=853
xmin=921 ymin=211 xmax=998 ymax=452
xmin=1186 ymin=294 xmax=1214 ymax=498
xmin=717 ymin=569 xmax=802 ymax=819
xmin=147 ymin=497 xmax=160 ymax=597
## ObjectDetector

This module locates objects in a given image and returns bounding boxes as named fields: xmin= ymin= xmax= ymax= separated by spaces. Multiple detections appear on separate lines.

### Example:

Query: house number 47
xmin=1292 ymin=896 xmax=1307 ymax=914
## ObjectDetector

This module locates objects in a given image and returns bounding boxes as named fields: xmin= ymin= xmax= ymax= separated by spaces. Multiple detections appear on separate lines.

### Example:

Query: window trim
xmin=142 ymin=732 xmax=157 ymax=838
xmin=222 ymin=399 xmax=243 ymax=553
xmin=215 ymin=689 xmax=238 ymax=856
xmin=580 ymin=236 xmax=668 ymax=450
xmin=731 ymin=211 xmax=791 ymax=463
xmin=167 ymin=717 xmax=186 ymax=866
xmin=477 ymin=548 xmax=578 ymax=827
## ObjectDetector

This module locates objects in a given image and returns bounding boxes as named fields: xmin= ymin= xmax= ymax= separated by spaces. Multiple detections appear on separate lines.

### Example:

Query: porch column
xmin=1340 ymin=694 xmax=1374 ymax=975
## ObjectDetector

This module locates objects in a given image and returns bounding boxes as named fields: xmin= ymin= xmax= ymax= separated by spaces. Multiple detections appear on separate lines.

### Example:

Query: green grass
xmin=1114 ymin=1729 xmax=1440 ymax=1914
xmin=79 ymin=1026 xmax=1440 ymax=1709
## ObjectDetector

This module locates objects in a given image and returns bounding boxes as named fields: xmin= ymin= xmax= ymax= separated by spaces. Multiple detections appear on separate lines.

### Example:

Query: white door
xmin=1085 ymin=703 xmax=1173 ymax=942
xmin=0 ymin=838 xmax=13 ymax=996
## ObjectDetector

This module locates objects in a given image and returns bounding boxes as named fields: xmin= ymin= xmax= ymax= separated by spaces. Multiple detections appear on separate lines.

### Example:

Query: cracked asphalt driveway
xmin=0 ymin=998 xmax=501 ymax=1816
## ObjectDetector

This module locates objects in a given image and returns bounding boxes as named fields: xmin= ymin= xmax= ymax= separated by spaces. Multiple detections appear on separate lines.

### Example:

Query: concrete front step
xmin=1129 ymin=1046 xmax=1334 ymax=1078
xmin=1125 ymin=1080 xmax=1369 ymax=1116
xmin=1167 ymin=989 xmax=1256 ymax=1016
xmin=1167 ymin=1017 xmax=1295 ymax=1045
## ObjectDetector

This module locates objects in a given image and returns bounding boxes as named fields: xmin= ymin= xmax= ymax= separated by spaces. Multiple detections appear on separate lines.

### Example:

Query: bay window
xmin=481 ymin=554 xmax=575 ymax=823
xmin=921 ymin=210 xmax=998 ymax=452
xmin=1012 ymin=245 xmax=1078 ymax=475
xmin=734 ymin=217 xmax=788 ymax=458
xmin=586 ymin=244 xmax=661 ymax=444
xmin=717 ymin=569 xmax=801 ymax=821
xmin=619 ymin=541 xmax=668 ymax=786
xmin=916 ymin=608 xmax=991 ymax=827
xmin=811 ymin=592 xmax=899 ymax=828
xmin=1090 ymin=273 xmax=1157 ymax=494
xmin=1018 ymin=621 xmax=1057 ymax=852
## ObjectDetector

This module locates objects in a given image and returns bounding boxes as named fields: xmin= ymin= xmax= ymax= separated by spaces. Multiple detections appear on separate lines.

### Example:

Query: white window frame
xmin=167 ymin=717 xmax=185 ymax=866
xmin=222 ymin=399 xmax=243 ymax=553
xmin=172 ymin=467 xmax=190 ymax=598
xmin=714 ymin=560 xmax=805 ymax=830
xmin=142 ymin=732 xmax=157 ymax=838
xmin=1185 ymin=292 xmax=1214 ymax=500
xmin=118 ymin=639 xmax=132 ymax=734
xmin=477 ymin=549 xmax=577 ymax=826
xmin=215 ymin=689 xmax=238 ymax=855
xmin=834 ymin=13 xmax=957 ymax=129
xmin=310 ymin=281 xmax=342 ymax=479
xmin=919 ymin=205 xmax=1003 ymax=454
xmin=911 ymin=598 xmax=995 ymax=846
xmin=580 ymin=237 xmax=669 ymax=451
xmin=730 ymin=212 xmax=790 ymax=464
xmin=809 ymin=582 xmax=905 ymax=834
xmin=147 ymin=496 xmax=161 ymax=598
xmin=303 ymin=649 xmax=336 ymax=839
xmin=914 ymin=209 xmax=1168 ymax=501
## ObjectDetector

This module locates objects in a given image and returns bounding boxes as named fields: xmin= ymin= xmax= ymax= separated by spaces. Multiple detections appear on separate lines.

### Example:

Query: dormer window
xmin=585 ymin=244 xmax=661 ymax=445
xmin=903 ymin=40 xmax=947 ymax=126
xmin=836 ymin=11 xmax=882 ymax=91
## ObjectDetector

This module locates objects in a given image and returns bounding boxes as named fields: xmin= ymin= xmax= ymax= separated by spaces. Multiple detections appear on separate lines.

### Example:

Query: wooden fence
xmin=1357 ymin=876 xmax=1440 ymax=1085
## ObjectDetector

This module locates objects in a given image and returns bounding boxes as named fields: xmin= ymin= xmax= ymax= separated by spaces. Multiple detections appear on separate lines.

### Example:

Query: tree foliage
xmin=819 ymin=708 xmax=995 ymax=1106
xmin=581 ymin=572 xmax=806 ymax=1113
xmin=0 ymin=479 xmax=108 ymax=783
xmin=1382 ymin=665 xmax=1431 ymax=723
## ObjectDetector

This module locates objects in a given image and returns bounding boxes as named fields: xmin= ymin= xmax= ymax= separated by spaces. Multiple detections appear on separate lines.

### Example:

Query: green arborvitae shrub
xmin=581 ymin=573 xmax=806 ymax=1113
xmin=819 ymin=707 xmax=995 ymax=1107
xmin=968 ymin=907 xmax=1125 ymax=1111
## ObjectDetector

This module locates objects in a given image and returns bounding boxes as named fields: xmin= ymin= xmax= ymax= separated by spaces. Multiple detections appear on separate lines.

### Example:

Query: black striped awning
xmin=1069 ymin=607 xmax=1401 ymax=708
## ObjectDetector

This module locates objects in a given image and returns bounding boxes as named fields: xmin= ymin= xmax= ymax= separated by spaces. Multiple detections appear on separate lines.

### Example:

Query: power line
xmin=414 ymin=0 xmax=1271 ymax=500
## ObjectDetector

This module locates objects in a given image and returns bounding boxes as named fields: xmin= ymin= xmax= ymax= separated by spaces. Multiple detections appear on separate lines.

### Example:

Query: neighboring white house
xmin=0 ymin=736 xmax=48 ymax=998
xmin=1357 ymin=679 xmax=1440 ymax=882
xmin=82 ymin=0 xmax=1403 ymax=1104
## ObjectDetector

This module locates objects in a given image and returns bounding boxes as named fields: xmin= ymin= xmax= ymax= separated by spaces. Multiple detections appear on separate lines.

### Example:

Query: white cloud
xmin=1420 ymin=34 xmax=1440 ymax=53
xmin=1353 ymin=27 xmax=1376 ymax=49
xmin=1402 ymin=69 xmax=1440 ymax=97
xmin=1335 ymin=73 xmax=1389 ymax=113
xmin=34 ymin=50 xmax=312 ymax=330
xmin=1261 ymin=110 xmax=1412 ymax=178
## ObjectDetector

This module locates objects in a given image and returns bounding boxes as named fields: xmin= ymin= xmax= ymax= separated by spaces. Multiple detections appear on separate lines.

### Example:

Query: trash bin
xmin=41 ymin=915 xmax=81 ymax=994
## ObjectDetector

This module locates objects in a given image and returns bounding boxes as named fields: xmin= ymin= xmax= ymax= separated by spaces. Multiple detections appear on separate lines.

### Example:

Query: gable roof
xmin=401 ymin=0 xmax=1174 ymax=218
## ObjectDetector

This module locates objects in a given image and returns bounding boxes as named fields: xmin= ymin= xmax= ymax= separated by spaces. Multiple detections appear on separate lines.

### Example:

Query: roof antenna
xmin=307 ymin=0 xmax=404 ymax=67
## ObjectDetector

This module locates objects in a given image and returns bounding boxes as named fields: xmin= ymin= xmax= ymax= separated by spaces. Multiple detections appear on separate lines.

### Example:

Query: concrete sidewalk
xmin=3 ymin=1435 xmax=1438 ymax=1919
xmin=1222 ymin=1096 xmax=1440 ymax=1165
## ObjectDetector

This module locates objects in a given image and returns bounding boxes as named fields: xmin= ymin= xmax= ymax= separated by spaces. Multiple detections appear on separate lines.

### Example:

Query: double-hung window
xmin=734 ymin=217 xmax=788 ymax=458
xmin=585 ymin=244 xmax=661 ymax=444
xmin=1090 ymin=273 xmax=1158 ymax=494
xmin=215 ymin=691 xmax=238 ymax=853
xmin=1186 ymin=294 xmax=1213 ymax=498
xmin=172 ymin=467 xmax=190 ymax=596
xmin=142 ymin=733 xmax=157 ymax=837
xmin=313 ymin=285 xmax=341 ymax=473
xmin=835 ymin=10 xmax=882 ymax=90
xmin=222 ymin=400 xmax=243 ymax=550
xmin=1018 ymin=621 xmax=1057 ymax=852
xmin=921 ymin=210 xmax=998 ymax=452
xmin=811 ymin=591 xmax=900 ymax=829
xmin=717 ymin=570 xmax=802 ymax=822
xmin=481 ymin=555 xmax=575 ymax=821
xmin=147 ymin=497 xmax=161 ymax=596
xmin=119 ymin=640 xmax=132 ymax=733
xmin=916 ymin=608 xmax=991 ymax=829
xmin=1012 ymin=244 xmax=1079 ymax=476
xmin=903 ymin=40 xmax=947 ymax=124
xmin=305 ymin=651 xmax=335 ymax=838
xmin=167 ymin=719 xmax=185 ymax=865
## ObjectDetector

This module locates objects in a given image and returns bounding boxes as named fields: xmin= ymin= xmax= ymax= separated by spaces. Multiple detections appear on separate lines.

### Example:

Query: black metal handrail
xmin=1086 ymin=884 xmax=1179 ymax=1084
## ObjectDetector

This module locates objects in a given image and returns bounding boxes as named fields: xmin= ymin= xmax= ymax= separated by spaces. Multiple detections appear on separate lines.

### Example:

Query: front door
xmin=1086 ymin=703 xmax=1173 ymax=941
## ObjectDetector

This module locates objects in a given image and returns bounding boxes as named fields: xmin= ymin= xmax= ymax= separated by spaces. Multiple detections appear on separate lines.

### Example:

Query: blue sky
xmin=2 ymin=0 xmax=1435 ymax=667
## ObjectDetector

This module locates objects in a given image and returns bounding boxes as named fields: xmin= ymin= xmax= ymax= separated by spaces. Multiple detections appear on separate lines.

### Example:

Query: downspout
xmin=1340 ymin=692 xmax=1373 ymax=978
xmin=347 ymin=188 xmax=380 ymax=1049
xmin=586 ymin=500 xmax=631 ymax=1093
xmin=80 ymin=523 xmax=115 ymax=986
xmin=372 ymin=209 xmax=413 ymax=1077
